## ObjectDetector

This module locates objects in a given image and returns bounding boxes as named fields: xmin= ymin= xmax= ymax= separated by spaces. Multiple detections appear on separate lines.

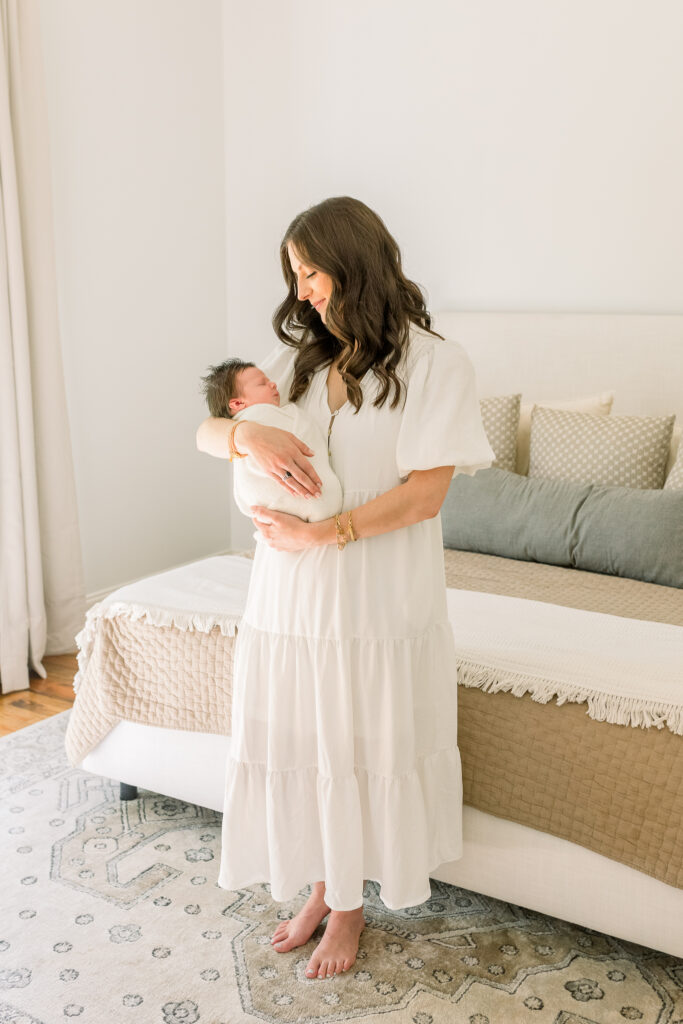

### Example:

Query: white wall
xmin=38 ymin=1 xmax=683 ymax=570
xmin=223 ymin=0 xmax=683 ymax=548
xmin=39 ymin=0 xmax=229 ymax=596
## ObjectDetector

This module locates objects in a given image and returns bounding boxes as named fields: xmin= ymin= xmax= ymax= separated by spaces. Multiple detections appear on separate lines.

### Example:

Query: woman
xmin=196 ymin=196 xmax=494 ymax=981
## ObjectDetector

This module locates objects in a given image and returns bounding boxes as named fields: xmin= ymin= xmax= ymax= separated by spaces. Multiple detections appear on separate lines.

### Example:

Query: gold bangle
xmin=347 ymin=508 xmax=357 ymax=542
xmin=335 ymin=514 xmax=347 ymax=551
xmin=229 ymin=420 xmax=248 ymax=460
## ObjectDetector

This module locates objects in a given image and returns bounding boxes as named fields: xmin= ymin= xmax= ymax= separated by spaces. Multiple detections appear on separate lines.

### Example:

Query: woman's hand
xmin=195 ymin=417 xmax=322 ymax=497
xmin=251 ymin=507 xmax=316 ymax=551
xmin=240 ymin=422 xmax=323 ymax=498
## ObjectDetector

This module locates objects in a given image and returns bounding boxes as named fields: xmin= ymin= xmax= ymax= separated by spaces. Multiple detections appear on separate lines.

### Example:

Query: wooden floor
xmin=0 ymin=653 xmax=77 ymax=737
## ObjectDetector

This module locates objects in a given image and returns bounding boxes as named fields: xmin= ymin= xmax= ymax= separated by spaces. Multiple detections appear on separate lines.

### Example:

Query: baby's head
xmin=200 ymin=358 xmax=280 ymax=418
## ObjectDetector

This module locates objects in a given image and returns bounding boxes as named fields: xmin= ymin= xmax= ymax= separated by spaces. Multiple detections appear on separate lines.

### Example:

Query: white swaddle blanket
xmin=231 ymin=402 xmax=343 ymax=524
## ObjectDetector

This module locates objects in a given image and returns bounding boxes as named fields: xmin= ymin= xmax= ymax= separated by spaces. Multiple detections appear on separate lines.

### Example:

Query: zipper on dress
xmin=327 ymin=410 xmax=339 ymax=456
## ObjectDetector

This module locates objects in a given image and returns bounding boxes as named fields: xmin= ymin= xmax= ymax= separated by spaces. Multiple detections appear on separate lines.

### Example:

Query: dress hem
xmin=215 ymin=849 xmax=463 ymax=913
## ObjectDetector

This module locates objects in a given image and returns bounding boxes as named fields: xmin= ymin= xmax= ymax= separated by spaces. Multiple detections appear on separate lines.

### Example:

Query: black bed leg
xmin=119 ymin=782 xmax=139 ymax=801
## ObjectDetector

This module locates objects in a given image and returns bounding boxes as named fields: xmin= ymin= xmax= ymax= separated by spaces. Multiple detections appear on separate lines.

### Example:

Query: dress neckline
xmin=323 ymin=360 xmax=374 ymax=416
xmin=321 ymin=360 xmax=348 ymax=415
xmin=324 ymin=360 xmax=349 ymax=416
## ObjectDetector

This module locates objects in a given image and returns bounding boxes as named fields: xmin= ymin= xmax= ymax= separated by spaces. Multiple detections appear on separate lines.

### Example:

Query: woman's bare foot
xmin=305 ymin=906 xmax=365 ymax=978
xmin=271 ymin=883 xmax=331 ymax=953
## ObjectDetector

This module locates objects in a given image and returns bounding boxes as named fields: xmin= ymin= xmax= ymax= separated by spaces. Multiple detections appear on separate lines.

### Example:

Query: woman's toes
xmin=305 ymin=956 xmax=320 ymax=978
xmin=272 ymin=928 xmax=292 ymax=951
xmin=320 ymin=958 xmax=333 ymax=978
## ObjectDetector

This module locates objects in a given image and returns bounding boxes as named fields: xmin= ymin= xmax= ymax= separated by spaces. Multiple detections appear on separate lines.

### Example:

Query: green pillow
xmin=442 ymin=467 xmax=683 ymax=589
xmin=442 ymin=468 xmax=589 ymax=568
xmin=574 ymin=486 xmax=683 ymax=588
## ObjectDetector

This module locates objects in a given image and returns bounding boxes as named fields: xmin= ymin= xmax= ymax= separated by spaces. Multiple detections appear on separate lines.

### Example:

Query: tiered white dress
xmin=217 ymin=325 xmax=495 ymax=911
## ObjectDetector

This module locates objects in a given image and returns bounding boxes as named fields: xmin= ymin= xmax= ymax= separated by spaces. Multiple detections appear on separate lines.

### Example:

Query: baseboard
xmin=85 ymin=548 xmax=240 ymax=611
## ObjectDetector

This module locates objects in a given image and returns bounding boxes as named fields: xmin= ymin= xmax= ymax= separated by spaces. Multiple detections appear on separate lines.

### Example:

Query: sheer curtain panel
xmin=0 ymin=0 xmax=85 ymax=694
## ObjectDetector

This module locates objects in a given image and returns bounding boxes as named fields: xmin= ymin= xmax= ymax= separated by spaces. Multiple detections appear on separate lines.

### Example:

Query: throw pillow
xmin=664 ymin=437 xmax=683 ymax=490
xmin=442 ymin=467 xmax=683 ymax=588
xmin=573 ymin=485 xmax=683 ymax=588
xmin=665 ymin=424 xmax=681 ymax=477
xmin=441 ymin=468 xmax=588 ymax=567
xmin=516 ymin=391 xmax=614 ymax=475
xmin=528 ymin=407 xmax=675 ymax=489
xmin=479 ymin=394 xmax=521 ymax=472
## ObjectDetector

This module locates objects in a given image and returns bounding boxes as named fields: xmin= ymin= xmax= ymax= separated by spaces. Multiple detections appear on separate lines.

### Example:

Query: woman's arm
xmin=195 ymin=416 xmax=234 ymax=459
xmin=251 ymin=466 xmax=454 ymax=549
xmin=196 ymin=416 xmax=323 ymax=497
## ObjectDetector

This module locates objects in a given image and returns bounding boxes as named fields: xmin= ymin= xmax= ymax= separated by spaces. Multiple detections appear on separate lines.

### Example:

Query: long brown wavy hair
xmin=272 ymin=196 xmax=443 ymax=413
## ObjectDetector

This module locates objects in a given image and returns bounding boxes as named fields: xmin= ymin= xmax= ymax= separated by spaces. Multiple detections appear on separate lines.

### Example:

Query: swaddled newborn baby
xmin=200 ymin=357 xmax=343 ymax=523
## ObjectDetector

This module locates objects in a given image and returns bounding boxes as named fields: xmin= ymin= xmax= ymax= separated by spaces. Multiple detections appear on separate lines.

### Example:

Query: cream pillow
xmin=529 ymin=407 xmax=676 ymax=489
xmin=479 ymin=394 xmax=521 ymax=472
xmin=516 ymin=391 xmax=614 ymax=474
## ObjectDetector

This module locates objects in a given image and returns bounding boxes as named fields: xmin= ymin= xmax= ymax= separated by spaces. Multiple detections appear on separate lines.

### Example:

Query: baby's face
xmin=230 ymin=366 xmax=280 ymax=414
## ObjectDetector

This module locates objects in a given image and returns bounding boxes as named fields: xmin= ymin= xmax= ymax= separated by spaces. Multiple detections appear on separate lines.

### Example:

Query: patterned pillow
xmin=479 ymin=394 xmax=521 ymax=472
xmin=516 ymin=391 xmax=614 ymax=475
xmin=665 ymin=424 xmax=681 ymax=478
xmin=665 ymin=430 xmax=683 ymax=490
xmin=528 ymin=407 xmax=676 ymax=489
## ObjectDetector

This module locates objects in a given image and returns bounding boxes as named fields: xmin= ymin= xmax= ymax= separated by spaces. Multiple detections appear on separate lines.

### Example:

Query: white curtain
xmin=0 ymin=0 xmax=85 ymax=694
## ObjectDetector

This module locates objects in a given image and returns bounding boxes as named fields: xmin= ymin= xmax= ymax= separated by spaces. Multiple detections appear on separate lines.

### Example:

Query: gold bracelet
xmin=335 ymin=513 xmax=347 ymax=551
xmin=335 ymin=510 xmax=358 ymax=550
xmin=228 ymin=420 xmax=248 ymax=461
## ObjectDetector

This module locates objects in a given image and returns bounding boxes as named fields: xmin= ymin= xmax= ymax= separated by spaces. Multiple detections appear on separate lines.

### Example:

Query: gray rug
xmin=1 ymin=711 xmax=682 ymax=1024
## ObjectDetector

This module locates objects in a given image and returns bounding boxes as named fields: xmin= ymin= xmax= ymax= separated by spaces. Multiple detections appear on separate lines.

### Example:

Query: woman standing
xmin=196 ymin=197 xmax=494 ymax=980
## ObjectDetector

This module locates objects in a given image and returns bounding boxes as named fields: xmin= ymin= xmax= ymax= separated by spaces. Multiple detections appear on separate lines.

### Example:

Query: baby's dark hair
xmin=200 ymin=358 xmax=255 ymax=419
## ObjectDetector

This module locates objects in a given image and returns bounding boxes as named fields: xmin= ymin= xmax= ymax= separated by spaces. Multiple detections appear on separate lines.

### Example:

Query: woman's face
xmin=286 ymin=242 xmax=334 ymax=323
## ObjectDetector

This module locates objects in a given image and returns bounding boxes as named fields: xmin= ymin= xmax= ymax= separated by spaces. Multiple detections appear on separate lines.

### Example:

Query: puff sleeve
xmin=395 ymin=337 xmax=495 ymax=481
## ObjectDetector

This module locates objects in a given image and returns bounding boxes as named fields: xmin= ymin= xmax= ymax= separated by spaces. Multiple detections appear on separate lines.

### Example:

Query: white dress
xmin=217 ymin=325 xmax=495 ymax=911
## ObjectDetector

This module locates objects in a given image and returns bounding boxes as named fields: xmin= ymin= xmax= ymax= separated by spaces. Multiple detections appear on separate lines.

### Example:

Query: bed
xmin=66 ymin=312 xmax=683 ymax=959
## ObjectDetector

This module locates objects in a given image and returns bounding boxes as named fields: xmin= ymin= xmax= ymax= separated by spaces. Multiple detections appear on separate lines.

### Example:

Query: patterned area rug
xmin=1 ymin=711 xmax=682 ymax=1024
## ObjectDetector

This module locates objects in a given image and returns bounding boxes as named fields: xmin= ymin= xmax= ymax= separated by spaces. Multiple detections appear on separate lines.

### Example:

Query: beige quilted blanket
xmin=65 ymin=552 xmax=257 ymax=767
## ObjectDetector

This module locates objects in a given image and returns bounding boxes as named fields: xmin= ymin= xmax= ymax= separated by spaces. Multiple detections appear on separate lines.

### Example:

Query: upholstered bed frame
xmin=80 ymin=312 xmax=683 ymax=958
xmin=434 ymin=311 xmax=683 ymax=425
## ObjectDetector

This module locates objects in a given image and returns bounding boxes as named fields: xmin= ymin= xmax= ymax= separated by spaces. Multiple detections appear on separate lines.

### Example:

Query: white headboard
xmin=432 ymin=312 xmax=683 ymax=423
